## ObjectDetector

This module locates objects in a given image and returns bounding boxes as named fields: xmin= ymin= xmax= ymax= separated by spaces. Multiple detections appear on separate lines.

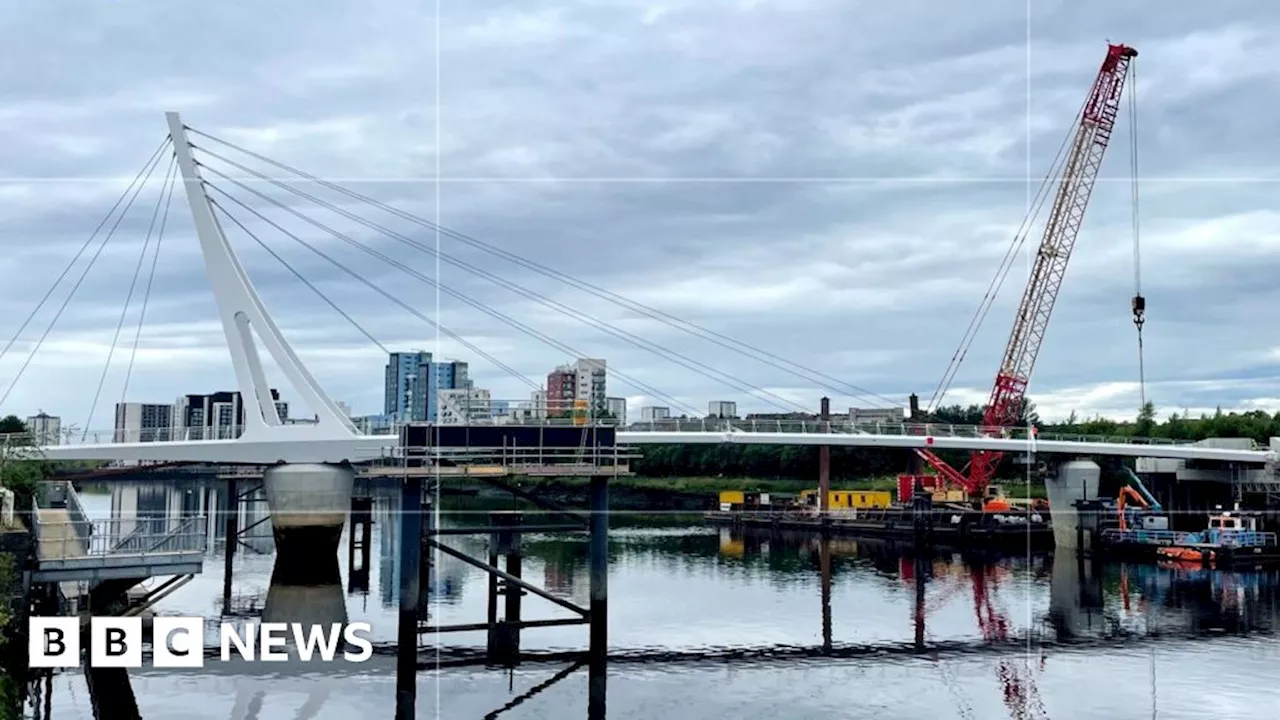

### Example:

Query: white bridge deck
xmin=15 ymin=419 xmax=1279 ymax=466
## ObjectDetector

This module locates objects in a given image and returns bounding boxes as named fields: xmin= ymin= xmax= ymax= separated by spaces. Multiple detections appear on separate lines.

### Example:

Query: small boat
xmin=1156 ymin=545 xmax=1215 ymax=566
xmin=1100 ymin=506 xmax=1280 ymax=567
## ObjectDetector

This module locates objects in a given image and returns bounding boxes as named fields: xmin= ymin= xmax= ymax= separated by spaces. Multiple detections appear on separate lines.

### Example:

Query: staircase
xmin=31 ymin=481 xmax=208 ymax=585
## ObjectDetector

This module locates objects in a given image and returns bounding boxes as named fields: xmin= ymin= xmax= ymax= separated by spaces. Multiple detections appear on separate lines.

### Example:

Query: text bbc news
xmin=29 ymin=617 xmax=374 ymax=668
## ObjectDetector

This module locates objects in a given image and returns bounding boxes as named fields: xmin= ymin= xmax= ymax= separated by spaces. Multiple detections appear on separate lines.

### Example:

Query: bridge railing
xmin=2 ymin=418 xmax=1236 ymax=450
xmin=36 ymin=514 xmax=209 ymax=562
xmin=619 ymin=419 xmax=1207 ymax=447
xmin=1100 ymin=526 xmax=1279 ymax=548
xmin=32 ymin=481 xmax=93 ymax=547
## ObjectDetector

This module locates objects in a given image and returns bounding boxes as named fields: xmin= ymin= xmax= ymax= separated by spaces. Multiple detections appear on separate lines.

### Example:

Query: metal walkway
xmin=31 ymin=481 xmax=208 ymax=584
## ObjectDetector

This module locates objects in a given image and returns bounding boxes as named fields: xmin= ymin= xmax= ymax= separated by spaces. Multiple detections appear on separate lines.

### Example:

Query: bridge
xmin=0 ymin=111 xmax=1266 ymax=474
xmin=19 ymin=416 xmax=1280 ymax=465
xmin=0 ymin=111 xmax=1274 ymax=565
xmin=6 ymin=112 xmax=1278 ymax=720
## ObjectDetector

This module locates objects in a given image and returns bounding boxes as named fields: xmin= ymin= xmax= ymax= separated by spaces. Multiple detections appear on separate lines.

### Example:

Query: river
xmin=31 ymin=479 xmax=1280 ymax=718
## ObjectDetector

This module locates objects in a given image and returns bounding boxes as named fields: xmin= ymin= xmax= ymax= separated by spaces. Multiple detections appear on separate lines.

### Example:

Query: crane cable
xmin=1128 ymin=60 xmax=1147 ymax=412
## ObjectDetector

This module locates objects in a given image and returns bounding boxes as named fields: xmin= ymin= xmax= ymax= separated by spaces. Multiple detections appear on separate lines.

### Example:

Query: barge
xmin=1086 ymin=468 xmax=1280 ymax=568
xmin=705 ymin=482 xmax=1054 ymax=549
xmin=1097 ymin=510 xmax=1280 ymax=568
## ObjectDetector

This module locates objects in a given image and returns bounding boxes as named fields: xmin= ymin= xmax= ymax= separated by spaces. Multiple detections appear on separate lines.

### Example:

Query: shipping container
xmin=799 ymin=489 xmax=893 ymax=510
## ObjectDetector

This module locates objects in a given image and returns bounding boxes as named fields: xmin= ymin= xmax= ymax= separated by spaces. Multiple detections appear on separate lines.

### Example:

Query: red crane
xmin=919 ymin=43 xmax=1139 ymax=498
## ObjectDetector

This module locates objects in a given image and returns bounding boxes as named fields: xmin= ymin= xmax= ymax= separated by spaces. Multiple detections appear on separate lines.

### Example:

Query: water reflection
xmin=37 ymin=479 xmax=1280 ymax=719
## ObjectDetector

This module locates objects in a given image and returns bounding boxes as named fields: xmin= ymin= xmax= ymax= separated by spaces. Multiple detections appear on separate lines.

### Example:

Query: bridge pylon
xmin=167 ymin=112 xmax=357 ymax=567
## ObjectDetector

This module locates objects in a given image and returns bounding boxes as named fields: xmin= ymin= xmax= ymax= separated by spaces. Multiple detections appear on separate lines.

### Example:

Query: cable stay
xmin=84 ymin=157 xmax=179 ymax=439
xmin=120 ymin=159 xmax=177 ymax=408
xmin=209 ymin=198 xmax=541 ymax=395
xmin=184 ymin=127 xmax=903 ymax=411
xmin=925 ymin=90 xmax=1095 ymax=416
xmin=0 ymin=135 xmax=174 ymax=410
xmin=206 ymin=189 xmax=706 ymax=418
xmin=198 ymin=160 xmax=815 ymax=416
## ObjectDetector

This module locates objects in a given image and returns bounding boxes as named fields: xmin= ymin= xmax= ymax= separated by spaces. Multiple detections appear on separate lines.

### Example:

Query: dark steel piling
xmin=395 ymin=475 xmax=423 ymax=720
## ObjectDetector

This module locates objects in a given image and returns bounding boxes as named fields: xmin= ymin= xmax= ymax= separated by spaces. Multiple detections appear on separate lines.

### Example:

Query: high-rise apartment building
xmin=574 ymin=358 xmax=608 ymax=419
xmin=385 ymin=352 xmax=471 ymax=422
xmin=437 ymin=387 xmax=492 ymax=425
xmin=546 ymin=366 xmax=576 ymax=418
xmin=175 ymin=390 xmax=287 ymax=440
xmin=385 ymin=351 xmax=433 ymax=421
xmin=435 ymin=360 xmax=470 ymax=393
xmin=25 ymin=413 xmax=61 ymax=445
xmin=546 ymin=358 xmax=608 ymax=419
xmin=639 ymin=406 xmax=670 ymax=422
xmin=708 ymin=400 xmax=738 ymax=419
xmin=114 ymin=403 xmax=176 ymax=443
xmin=606 ymin=397 xmax=627 ymax=426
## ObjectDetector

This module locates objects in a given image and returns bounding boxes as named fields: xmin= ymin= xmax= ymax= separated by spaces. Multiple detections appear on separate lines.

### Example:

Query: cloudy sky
xmin=1 ymin=0 xmax=1278 ymax=432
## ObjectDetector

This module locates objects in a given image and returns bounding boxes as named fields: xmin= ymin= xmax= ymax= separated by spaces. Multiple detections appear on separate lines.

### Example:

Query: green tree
xmin=0 ymin=416 xmax=44 ymax=514
xmin=1135 ymin=401 xmax=1156 ymax=437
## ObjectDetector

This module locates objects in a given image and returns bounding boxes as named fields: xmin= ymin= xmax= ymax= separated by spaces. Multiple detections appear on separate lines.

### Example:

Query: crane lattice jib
xmin=966 ymin=43 xmax=1138 ymax=493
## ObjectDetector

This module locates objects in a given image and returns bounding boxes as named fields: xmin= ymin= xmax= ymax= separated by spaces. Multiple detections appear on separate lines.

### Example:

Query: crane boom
xmin=922 ymin=43 xmax=1138 ymax=497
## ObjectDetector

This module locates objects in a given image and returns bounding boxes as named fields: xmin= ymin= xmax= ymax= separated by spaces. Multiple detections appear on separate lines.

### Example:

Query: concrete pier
xmin=261 ymin=555 xmax=348 ymax=627
xmin=1047 ymin=554 xmax=1105 ymax=640
xmin=1044 ymin=459 xmax=1100 ymax=551
xmin=262 ymin=463 xmax=354 ymax=564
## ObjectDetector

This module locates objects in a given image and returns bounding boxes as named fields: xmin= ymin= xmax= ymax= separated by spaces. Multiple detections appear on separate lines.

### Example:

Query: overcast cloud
xmin=2 ymin=0 xmax=1279 ymax=432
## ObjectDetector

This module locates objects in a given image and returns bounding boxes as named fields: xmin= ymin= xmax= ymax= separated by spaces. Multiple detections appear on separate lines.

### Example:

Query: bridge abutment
xmin=262 ymin=463 xmax=354 ymax=567
xmin=1044 ymin=459 xmax=1100 ymax=551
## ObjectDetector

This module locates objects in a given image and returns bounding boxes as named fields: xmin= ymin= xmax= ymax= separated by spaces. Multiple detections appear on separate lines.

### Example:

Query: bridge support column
xmin=818 ymin=397 xmax=831 ymax=515
xmin=347 ymin=496 xmax=373 ymax=593
xmin=396 ymin=475 xmax=424 ymax=720
xmin=1047 ymin=550 xmax=1104 ymax=640
xmin=1044 ymin=459 xmax=1100 ymax=551
xmin=262 ymin=463 xmax=354 ymax=567
xmin=588 ymin=475 xmax=609 ymax=720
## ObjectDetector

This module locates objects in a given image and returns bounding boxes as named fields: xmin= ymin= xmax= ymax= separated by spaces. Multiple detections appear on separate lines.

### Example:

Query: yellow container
xmin=852 ymin=491 xmax=892 ymax=509
xmin=801 ymin=489 xmax=892 ymax=509
xmin=719 ymin=490 xmax=745 ymax=505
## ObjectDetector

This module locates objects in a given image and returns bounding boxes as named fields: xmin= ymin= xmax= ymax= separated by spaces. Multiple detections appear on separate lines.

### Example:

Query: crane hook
xmin=1131 ymin=294 xmax=1145 ymax=330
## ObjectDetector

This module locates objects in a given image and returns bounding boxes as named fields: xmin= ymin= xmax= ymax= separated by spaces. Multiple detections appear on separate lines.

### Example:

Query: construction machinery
xmin=916 ymin=43 xmax=1140 ymax=503
xmin=1117 ymin=467 xmax=1166 ymax=531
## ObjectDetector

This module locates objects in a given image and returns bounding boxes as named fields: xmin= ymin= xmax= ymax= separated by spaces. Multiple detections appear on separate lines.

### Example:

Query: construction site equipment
xmin=799 ymin=489 xmax=893 ymax=510
xmin=921 ymin=43 xmax=1139 ymax=500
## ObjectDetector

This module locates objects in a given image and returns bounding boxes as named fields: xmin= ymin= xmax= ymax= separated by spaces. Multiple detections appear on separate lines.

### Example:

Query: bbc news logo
xmin=29 ymin=617 xmax=374 ymax=668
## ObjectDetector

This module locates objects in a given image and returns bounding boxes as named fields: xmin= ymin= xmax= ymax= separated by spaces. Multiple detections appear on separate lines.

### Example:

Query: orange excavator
xmin=1117 ymin=485 xmax=1149 ymax=531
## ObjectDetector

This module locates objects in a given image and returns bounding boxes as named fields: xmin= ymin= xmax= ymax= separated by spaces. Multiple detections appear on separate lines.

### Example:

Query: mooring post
xmin=588 ymin=652 xmax=607 ymax=720
xmin=222 ymin=477 xmax=238 ymax=614
xmin=588 ymin=475 xmax=609 ymax=664
xmin=396 ymin=475 xmax=424 ymax=720
xmin=485 ymin=515 xmax=500 ymax=659
xmin=819 ymin=397 xmax=831 ymax=516
xmin=504 ymin=512 xmax=523 ymax=662
xmin=419 ymin=495 xmax=435 ymax=613
xmin=347 ymin=496 xmax=372 ymax=593
xmin=907 ymin=393 xmax=923 ymax=476
xmin=819 ymin=537 xmax=832 ymax=654
xmin=912 ymin=553 xmax=927 ymax=649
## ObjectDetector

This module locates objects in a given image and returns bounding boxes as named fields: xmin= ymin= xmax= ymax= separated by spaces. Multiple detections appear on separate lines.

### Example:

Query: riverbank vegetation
xmin=628 ymin=403 xmax=1276 ymax=490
